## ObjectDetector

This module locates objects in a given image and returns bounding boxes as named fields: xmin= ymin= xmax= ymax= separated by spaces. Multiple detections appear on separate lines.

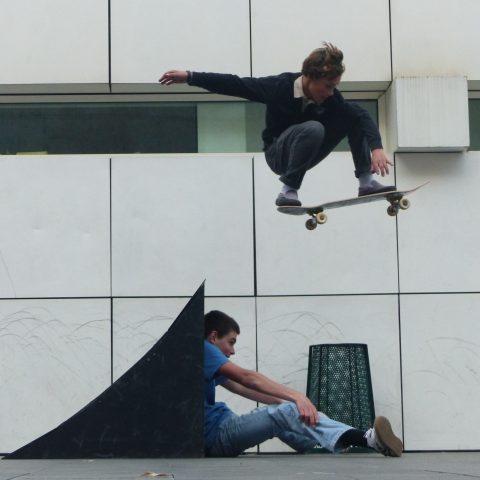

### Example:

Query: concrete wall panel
xmin=111 ymin=155 xmax=254 ymax=297
xmin=0 ymin=0 xmax=108 ymax=87
xmin=111 ymin=0 xmax=251 ymax=85
xmin=256 ymin=295 xmax=401 ymax=452
xmin=251 ymin=0 xmax=391 ymax=82
xmin=401 ymin=294 xmax=480 ymax=450
xmin=254 ymin=153 xmax=398 ymax=296
xmin=391 ymin=0 xmax=480 ymax=79
xmin=0 ymin=299 xmax=110 ymax=453
xmin=0 ymin=156 xmax=110 ymax=298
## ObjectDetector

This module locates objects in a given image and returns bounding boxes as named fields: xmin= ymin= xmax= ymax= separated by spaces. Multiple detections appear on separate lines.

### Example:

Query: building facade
xmin=1 ymin=0 xmax=479 ymax=453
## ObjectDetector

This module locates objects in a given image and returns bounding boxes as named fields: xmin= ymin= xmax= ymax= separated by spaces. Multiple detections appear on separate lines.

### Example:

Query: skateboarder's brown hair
xmin=302 ymin=43 xmax=345 ymax=80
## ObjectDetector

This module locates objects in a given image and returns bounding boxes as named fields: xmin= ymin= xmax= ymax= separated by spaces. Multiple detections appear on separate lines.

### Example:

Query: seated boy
xmin=204 ymin=310 xmax=403 ymax=457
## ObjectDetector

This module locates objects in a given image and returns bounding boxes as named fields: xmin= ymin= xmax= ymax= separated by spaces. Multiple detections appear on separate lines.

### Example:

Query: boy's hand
xmin=159 ymin=70 xmax=189 ymax=85
xmin=294 ymin=393 xmax=319 ymax=427
xmin=371 ymin=148 xmax=393 ymax=176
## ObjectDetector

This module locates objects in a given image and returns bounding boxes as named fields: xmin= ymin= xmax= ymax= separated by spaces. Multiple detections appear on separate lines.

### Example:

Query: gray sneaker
xmin=365 ymin=416 xmax=403 ymax=457
xmin=359 ymin=180 xmax=396 ymax=197
xmin=275 ymin=190 xmax=302 ymax=207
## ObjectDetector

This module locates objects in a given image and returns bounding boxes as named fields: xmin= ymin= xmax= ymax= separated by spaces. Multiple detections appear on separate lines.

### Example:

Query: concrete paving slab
xmin=1 ymin=453 xmax=480 ymax=480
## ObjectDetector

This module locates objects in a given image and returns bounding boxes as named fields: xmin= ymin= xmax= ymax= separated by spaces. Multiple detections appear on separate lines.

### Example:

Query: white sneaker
xmin=365 ymin=416 xmax=403 ymax=457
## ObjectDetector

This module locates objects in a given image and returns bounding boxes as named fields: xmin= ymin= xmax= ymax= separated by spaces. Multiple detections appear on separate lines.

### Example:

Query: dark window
xmin=469 ymin=99 xmax=480 ymax=150
xmin=0 ymin=103 xmax=197 ymax=154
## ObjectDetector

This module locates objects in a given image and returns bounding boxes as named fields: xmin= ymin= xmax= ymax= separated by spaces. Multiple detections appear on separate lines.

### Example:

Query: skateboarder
xmin=204 ymin=309 xmax=403 ymax=457
xmin=159 ymin=43 xmax=395 ymax=207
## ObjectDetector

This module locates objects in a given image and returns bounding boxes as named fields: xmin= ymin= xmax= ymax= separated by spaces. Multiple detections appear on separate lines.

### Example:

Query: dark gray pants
xmin=265 ymin=120 xmax=372 ymax=190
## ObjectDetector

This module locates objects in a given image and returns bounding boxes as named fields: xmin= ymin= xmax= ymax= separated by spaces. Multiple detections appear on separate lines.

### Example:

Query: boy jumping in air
xmin=160 ymin=43 xmax=395 ymax=207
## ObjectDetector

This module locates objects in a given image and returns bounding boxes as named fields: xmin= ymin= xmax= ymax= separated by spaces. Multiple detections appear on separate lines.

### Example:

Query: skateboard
xmin=277 ymin=181 xmax=429 ymax=230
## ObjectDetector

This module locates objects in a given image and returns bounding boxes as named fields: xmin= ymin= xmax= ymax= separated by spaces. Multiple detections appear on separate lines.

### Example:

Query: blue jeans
xmin=206 ymin=402 xmax=353 ymax=457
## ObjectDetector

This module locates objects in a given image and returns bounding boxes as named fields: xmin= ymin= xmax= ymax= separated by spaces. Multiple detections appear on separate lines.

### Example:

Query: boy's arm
xmin=159 ymin=69 xmax=275 ymax=103
xmin=218 ymin=361 xmax=319 ymax=426
xmin=342 ymin=100 xmax=392 ymax=176
xmin=222 ymin=379 xmax=283 ymax=405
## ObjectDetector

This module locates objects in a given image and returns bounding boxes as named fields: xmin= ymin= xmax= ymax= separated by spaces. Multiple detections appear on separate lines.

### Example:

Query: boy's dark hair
xmin=301 ymin=42 xmax=345 ymax=79
xmin=205 ymin=310 xmax=240 ymax=338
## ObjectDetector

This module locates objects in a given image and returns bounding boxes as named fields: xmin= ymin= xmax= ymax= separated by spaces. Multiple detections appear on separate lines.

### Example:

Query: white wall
xmin=111 ymin=0 xmax=251 ymax=84
xmin=254 ymin=153 xmax=398 ymax=295
xmin=0 ymin=156 xmax=110 ymax=298
xmin=401 ymin=294 xmax=480 ymax=450
xmin=251 ymin=0 xmax=391 ymax=82
xmin=0 ymin=0 xmax=109 ymax=91
xmin=0 ymin=299 xmax=111 ymax=453
xmin=111 ymin=154 xmax=254 ymax=297
xmin=396 ymin=153 xmax=480 ymax=293
xmin=391 ymin=0 xmax=480 ymax=79
xmin=2 ymin=152 xmax=480 ymax=452
xmin=1 ymin=0 xmax=479 ymax=455
xmin=2 ymin=0 xmax=479 ymax=92
xmin=256 ymin=295 xmax=401 ymax=452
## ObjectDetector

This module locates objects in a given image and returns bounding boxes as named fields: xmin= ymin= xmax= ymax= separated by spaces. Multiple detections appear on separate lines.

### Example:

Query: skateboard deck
xmin=277 ymin=181 xmax=429 ymax=230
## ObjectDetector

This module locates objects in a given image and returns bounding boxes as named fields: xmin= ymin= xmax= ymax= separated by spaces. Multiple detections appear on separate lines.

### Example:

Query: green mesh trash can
xmin=306 ymin=343 xmax=375 ymax=431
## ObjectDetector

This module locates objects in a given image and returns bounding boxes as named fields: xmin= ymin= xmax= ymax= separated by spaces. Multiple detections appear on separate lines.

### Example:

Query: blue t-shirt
xmin=204 ymin=340 xmax=234 ymax=448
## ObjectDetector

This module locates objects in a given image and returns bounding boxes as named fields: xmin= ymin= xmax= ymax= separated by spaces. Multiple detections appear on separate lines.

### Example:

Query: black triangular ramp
xmin=5 ymin=283 xmax=205 ymax=459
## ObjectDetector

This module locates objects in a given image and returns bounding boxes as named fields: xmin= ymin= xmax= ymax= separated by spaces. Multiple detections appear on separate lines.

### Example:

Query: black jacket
xmin=189 ymin=71 xmax=383 ymax=151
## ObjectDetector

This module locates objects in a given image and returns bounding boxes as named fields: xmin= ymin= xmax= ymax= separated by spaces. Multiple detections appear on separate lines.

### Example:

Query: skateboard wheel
xmin=387 ymin=205 xmax=398 ymax=217
xmin=399 ymin=197 xmax=410 ymax=210
xmin=315 ymin=212 xmax=327 ymax=224
xmin=305 ymin=218 xmax=317 ymax=230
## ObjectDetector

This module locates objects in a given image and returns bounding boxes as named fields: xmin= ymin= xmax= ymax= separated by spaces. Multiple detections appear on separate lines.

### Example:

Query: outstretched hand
xmin=159 ymin=70 xmax=189 ymax=85
xmin=371 ymin=148 xmax=393 ymax=177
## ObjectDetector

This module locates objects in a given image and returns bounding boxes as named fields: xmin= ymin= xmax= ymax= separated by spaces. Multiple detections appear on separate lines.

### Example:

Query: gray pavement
xmin=1 ymin=452 xmax=480 ymax=480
